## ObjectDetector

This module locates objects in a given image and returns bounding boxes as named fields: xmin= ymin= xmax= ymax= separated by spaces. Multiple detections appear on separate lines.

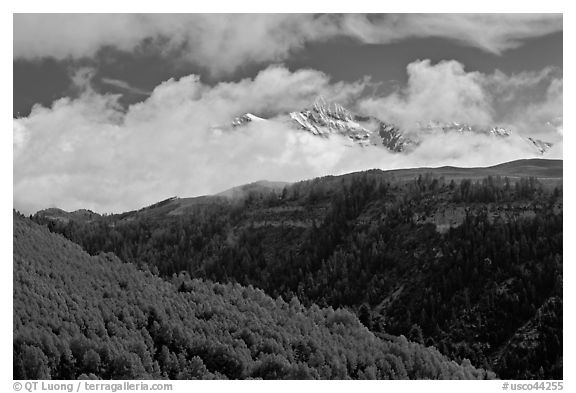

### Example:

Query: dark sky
xmin=290 ymin=32 xmax=562 ymax=83
xmin=13 ymin=31 xmax=562 ymax=118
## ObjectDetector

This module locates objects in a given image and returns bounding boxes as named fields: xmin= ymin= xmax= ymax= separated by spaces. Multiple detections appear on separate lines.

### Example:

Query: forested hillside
xmin=14 ymin=213 xmax=491 ymax=380
xmin=30 ymin=159 xmax=563 ymax=379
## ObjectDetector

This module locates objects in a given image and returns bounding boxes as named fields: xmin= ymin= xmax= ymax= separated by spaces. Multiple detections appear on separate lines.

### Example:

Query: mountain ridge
xmin=214 ymin=97 xmax=554 ymax=155
xmin=33 ymin=158 xmax=562 ymax=219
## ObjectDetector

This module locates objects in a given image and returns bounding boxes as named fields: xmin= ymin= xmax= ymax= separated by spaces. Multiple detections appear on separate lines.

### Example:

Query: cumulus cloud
xmin=357 ymin=59 xmax=563 ymax=139
xmin=507 ymin=77 xmax=563 ymax=140
xmin=358 ymin=60 xmax=492 ymax=130
xmin=13 ymin=66 xmax=367 ymax=214
xmin=13 ymin=14 xmax=562 ymax=76
xmin=13 ymin=64 xmax=561 ymax=215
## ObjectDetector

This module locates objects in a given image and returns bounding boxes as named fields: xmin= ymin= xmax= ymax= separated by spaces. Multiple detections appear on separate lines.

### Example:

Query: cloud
xmin=101 ymin=78 xmax=151 ymax=96
xmin=358 ymin=60 xmax=492 ymax=130
xmin=13 ymin=64 xmax=561 ymax=215
xmin=357 ymin=59 xmax=563 ymax=139
xmin=13 ymin=14 xmax=335 ymax=76
xmin=14 ymin=14 xmax=562 ymax=76
xmin=13 ymin=14 xmax=151 ymax=60
xmin=507 ymin=77 xmax=563 ymax=140
xmin=13 ymin=66 xmax=367 ymax=214
xmin=339 ymin=14 xmax=562 ymax=55
xmin=69 ymin=66 xmax=98 ymax=94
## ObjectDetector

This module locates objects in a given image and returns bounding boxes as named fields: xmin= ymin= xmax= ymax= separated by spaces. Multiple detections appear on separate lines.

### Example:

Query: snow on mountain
xmin=231 ymin=113 xmax=266 ymax=127
xmin=287 ymin=97 xmax=372 ymax=145
xmin=213 ymin=97 xmax=553 ymax=156
xmin=284 ymin=97 xmax=415 ymax=151
xmin=526 ymin=137 xmax=553 ymax=154
xmin=377 ymin=122 xmax=414 ymax=152
xmin=419 ymin=121 xmax=512 ymax=137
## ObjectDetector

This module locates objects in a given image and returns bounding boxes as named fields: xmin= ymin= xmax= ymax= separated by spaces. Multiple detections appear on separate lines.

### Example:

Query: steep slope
xmin=491 ymin=297 xmax=562 ymax=379
xmin=13 ymin=213 xmax=490 ymax=380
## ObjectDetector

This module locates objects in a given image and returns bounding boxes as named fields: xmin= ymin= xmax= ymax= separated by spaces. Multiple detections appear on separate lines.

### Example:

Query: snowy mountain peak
xmin=378 ymin=123 xmax=413 ymax=152
xmin=215 ymin=99 xmax=552 ymax=156
xmin=231 ymin=113 xmax=265 ymax=127
xmin=526 ymin=137 xmax=553 ymax=154
xmin=288 ymin=98 xmax=368 ymax=141
xmin=488 ymin=127 xmax=512 ymax=137
xmin=312 ymin=96 xmax=354 ymax=122
xmin=419 ymin=121 xmax=512 ymax=137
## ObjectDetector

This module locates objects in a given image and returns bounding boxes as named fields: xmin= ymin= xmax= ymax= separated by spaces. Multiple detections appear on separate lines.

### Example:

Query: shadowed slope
xmin=13 ymin=213 xmax=491 ymax=380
